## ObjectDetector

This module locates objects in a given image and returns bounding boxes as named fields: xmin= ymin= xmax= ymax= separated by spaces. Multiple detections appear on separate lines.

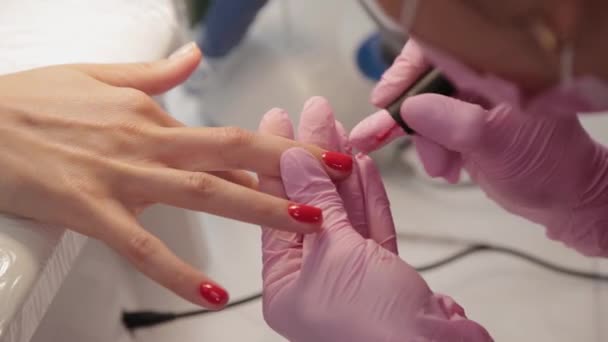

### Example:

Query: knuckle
xmin=133 ymin=62 xmax=156 ymax=73
xmin=125 ymin=232 xmax=162 ymax=265
xmin=453 ymin=106 xmax=486 ymax=150
xmin=64 ymin=173 xmax=104 ymax=198
xmin=116 ymin=121 xmax=147 ymax=137
xmin=219 ymin=126 xmax=254 ymax=148
xmin=208 ymin=127 xmax=256 ymax=169
xmin=186 ymin=172 xmax=217 ymax=198
xmin=123 ymin=88 xmax=154 ymax=112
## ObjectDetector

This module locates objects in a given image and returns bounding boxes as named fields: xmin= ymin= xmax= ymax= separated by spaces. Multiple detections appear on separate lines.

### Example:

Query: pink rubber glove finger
xmin=351 ymin=94 xmax=484 ymax=186
xmin=337 ymin=119 xmax=400 ymax=252
xmin=297 ymin=97 xmax=341 ymax=151
xmin=350 ymin=107 xmax=462 ymax=182
xmin=443 ymin=155 xmax=465 ymax=184
xmin=356 ymin=153 xmax=399 ymax=254
xmin=334 ymin=120 xmax=369 ymax=238
xmin=296 ymin=97 xmax=365 ymax=257
xmin=400 ymin=94 xmax=486 ymax=152
xmin=413 ymin=135 xmax=463 ymax=183
xmin=257 ymin=108 xmax=303 ymax=298
xmin=358 ymin=38 xmax=466 ymax=183
xmin=335 ymin=119 xmax=400 ymax=247
xmin=353 ymin=93 xmax=487 ymax=155
xmin=371 ymin=40 xmax=431 ymax=107
xmin=334 ymin=121 xmax=351 ymax=153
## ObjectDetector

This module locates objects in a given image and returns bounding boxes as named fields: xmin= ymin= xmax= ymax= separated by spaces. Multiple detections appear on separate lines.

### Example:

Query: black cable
xmin=413 ymin=243 xmax=608 ymax=281
xmin=122 ymin=293 xmax=262 ymax=330
xmin=122 ymin=241 xmax=608 ymax=330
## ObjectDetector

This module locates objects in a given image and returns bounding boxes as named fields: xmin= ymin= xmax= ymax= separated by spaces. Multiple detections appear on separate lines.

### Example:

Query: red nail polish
xmin=376 ymin=123 xmax=399 ymax=142
xmin=288 ymin=203 xmax=323 ymax=223
xmin=199 ymin=282 xmax=229 ymax=306
xmin=322 ymin=151 xmax=353 ymax=172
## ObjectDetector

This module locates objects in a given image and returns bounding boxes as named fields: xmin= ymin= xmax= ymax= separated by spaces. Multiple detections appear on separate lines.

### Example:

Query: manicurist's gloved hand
xmin=257 ymin=96 xmax=493 ymax=342
xmin=351 ymin=40 xmax=608 ymax=256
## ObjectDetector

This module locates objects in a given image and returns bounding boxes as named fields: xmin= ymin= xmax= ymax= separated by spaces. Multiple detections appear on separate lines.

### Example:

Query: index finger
xmin=371 ymin=39 xmax=431 ymax=107
xmin=153 ymin=126 xmax=353 ymax=180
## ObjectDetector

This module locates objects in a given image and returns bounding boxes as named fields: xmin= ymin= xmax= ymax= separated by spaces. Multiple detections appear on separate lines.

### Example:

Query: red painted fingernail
xmin=288 ymin=203 xmax=323 ymax=223
xmin=199 ymin=282 xmax=229 ymax=306
xmin=322 ymin=151 xmax=353 ymax=172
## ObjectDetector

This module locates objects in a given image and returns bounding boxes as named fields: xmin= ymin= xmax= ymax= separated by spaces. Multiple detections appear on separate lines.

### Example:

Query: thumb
xmin=371 ymin=39 xmax=431 ymax=107
xmin=402 ymin=94 xmax=488 ymax=153
xmin=70 ymin=42 xmax=202 ymax=95
xmin=350 ymin=94 xmax=486 ymax=181
xmin=351 ymin=93 xmax=487 ymax=154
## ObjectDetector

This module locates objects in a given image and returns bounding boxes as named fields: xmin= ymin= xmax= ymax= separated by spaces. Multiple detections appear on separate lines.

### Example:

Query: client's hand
xmin=257 ymin=97 xmax=492 ymax=342
xmin=0 ymin=43 xmax=352 ymax=309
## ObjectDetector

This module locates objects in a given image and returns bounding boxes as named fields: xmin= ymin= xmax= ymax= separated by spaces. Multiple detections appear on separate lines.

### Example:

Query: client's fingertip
xmin=287 ymin=203 xmax=323 ymax=224
xmin=321 ymin=151 xmax=353 ymax=173
xmin=350 ymin=109 xmax=402 ymax=153
xmin=199 ymin=282 xmax=230 ymax=309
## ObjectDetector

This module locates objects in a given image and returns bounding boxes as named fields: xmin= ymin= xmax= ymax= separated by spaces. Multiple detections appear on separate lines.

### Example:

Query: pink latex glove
xmin=258 ymin=97 xmax=492 ymax=342
xmin=351 ymin=40 xmax=608 ymax=257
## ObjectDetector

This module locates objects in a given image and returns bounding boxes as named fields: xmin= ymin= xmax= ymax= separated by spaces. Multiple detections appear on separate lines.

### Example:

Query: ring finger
xmin=125 ymin=167 xmax=323 ymax=233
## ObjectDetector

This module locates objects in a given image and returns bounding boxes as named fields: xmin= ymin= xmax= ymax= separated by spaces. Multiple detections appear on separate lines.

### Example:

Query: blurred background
xmin=21 ymin=1 xmax=608 ymax=341
xmin=174 ymin=0 xmax=382 ymax=130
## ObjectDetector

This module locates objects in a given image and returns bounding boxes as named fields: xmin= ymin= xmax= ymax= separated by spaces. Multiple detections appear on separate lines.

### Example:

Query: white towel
xmin=0 ymin=0 xmax=185 ymax=75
